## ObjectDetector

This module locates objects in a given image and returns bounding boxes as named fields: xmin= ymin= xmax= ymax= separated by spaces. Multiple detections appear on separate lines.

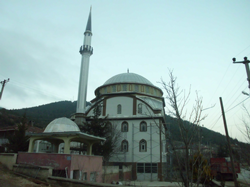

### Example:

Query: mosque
xmin=71 ymin=9 xmax=168 ymax=181
xmin=26 ymin=8 xmax=167 ymax=182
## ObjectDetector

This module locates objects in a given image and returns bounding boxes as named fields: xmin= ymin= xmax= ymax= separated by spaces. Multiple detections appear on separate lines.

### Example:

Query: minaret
xmin=75 ymin=8 xmax=93 ymax=124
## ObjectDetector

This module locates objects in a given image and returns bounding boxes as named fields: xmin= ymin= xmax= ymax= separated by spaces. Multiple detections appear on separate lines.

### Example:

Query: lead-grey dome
xmin=103 ymin=73 xmax=153 ymax=86
xmin=44 ymin=117 xmax=80 ymax=133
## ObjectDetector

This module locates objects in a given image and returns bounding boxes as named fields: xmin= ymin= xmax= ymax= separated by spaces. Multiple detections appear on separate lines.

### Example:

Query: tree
xmin=5 ymin=114 xmax=29 ymax=153
xmin=217 ymin=143 xmax=229 ymax=158
xmin=190 ymin=152 xmax=212 ymax=184
xmin=238 ymin=104 xmax=250 ymax=166
xmin=161 ymin=70 xmax=207 ymax=187
xmin=241 ymin=104 xmax=250 ymax=142
xmin=81 ymin=103 xmax=121 ymax=164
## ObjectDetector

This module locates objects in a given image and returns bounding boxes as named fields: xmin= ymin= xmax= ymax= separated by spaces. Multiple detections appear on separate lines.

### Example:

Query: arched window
xmin=121 ymin=121 xmax=128 ymax=132
xmin=121 ymin=140 xmax=128 ymax=152
xmin=117 ymin=104 xmax=122 ymax=114
xmin=140 ymin=121 xmax=147 ymax=132
xmin=139 ymin=139 xmax=147 ymax=152
xmin=138 ymin=103 xmax=142 ymax=114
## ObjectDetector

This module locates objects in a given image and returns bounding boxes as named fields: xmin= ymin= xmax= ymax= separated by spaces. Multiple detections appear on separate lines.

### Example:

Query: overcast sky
xmin=0 ymin=0 xmax=250 ymax=142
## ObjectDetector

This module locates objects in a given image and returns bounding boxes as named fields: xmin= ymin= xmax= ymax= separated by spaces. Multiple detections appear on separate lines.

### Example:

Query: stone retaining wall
xmin=0 ymin=153 xmax=17 ymax=170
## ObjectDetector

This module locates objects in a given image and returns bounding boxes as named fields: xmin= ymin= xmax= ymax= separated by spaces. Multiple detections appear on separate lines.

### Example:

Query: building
xmin=0 ymin=124 xmax=43 ymax=152
xmin=70 ymin=8 xmax=167 ymax=181
xmin=18 ymin=117 xmax=106 ymax=182
xmin=82 ymin=72 xmax=167 ymax=181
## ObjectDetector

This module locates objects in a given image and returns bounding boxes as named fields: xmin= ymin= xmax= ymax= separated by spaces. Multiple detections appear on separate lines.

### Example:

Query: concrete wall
xmin=0 ymin=153 xmax=17 ymax=170
xmin=121 ymin=165 xmax=132 ymax=181
xmin=17 ymin=152 xmax=71 ymax=169
xmin=71 ymin=154 xmax=103 ymax=183
xmin=102 ymin=166 xmax=119 ymax=183
xmin=17 ymin=152 xmax=103 ymax=183
xmin=102 ymin=165 xmax=132 ymax=183
xmin=13 ymin=164 xmax=53 ymax=180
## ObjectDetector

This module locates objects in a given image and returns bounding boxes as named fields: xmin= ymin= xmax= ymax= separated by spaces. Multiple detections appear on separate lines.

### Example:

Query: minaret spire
xmin=75 ymin=8 xmax=93 ymax=123
xmin=85 ymin=7 xmax=92 ymax=32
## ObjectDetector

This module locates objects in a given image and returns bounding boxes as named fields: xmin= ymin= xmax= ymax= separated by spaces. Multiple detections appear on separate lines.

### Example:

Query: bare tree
xmin=241 ymin=104 xmax=250 ymax=143
xmin=239 ymin=104 xmax=250 ymax=167
xmin=160 ymin=70 xmax=208 ymax=187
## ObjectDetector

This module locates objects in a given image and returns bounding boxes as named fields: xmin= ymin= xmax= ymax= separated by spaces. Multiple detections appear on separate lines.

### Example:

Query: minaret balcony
xmin=79 ymin=45 xmax=93 ymax=55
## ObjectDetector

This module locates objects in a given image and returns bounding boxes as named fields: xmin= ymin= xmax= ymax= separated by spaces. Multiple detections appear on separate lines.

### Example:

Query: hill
xmin=0 ymin=101 xmax=77 ymax=128
xmin=165 ymin=115 xmax=242 ymax=146
xmin=0 ymin=101 xmax=247 ymax=148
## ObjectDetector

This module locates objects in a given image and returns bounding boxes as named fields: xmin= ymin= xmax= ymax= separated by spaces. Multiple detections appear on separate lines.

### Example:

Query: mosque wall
xmin=108 ymin=119 xmax=165 ymax=163
xmin=105 ymin=96 xmax=133 ymax=117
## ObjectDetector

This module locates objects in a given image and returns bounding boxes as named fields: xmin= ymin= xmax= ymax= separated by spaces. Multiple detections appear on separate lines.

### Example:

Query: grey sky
xmin=0 ymin=0 xmax=250 ymax=142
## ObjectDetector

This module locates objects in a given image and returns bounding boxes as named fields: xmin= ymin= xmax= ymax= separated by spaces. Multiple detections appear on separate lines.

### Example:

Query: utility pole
xmin=233 ymin=57 xmax=250 ymax=92
xmin=219 ymin=97 xmax=238 ymax=187
xmin=0 ymin=78 xmax=10 ymax=100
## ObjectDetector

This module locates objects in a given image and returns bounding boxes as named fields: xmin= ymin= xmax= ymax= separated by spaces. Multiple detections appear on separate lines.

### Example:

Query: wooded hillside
xmin=0 ymin=101 xmax=247 ymax=148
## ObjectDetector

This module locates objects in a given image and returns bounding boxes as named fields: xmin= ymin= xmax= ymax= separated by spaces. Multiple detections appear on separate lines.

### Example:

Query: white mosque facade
xmin=82 ymin=72 xmax=167 ymax=181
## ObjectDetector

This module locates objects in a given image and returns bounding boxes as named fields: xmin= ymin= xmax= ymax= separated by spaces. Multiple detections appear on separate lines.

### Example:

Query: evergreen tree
xmin=6 ymin=114 xmax=29 ymax=153
xmin=81 ymin=103 xmax=120 ymax=163
xmin=217 ymin=144 xmax=229 ymax=157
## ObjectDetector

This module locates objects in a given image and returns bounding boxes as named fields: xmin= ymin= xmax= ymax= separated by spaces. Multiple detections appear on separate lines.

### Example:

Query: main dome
xmin=103 ymin=72 xmax=153 ymax=86
xmin=44 ymin=117 xmax=80 ymax=133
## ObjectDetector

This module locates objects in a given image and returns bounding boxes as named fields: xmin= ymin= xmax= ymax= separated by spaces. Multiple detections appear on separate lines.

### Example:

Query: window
xmin=121 ymin=121 xmax=128 ymax=132
xmin=117 ymin=104 xmax=122 ymax=114
xmin=137 ymin=163 xmax=157 ymax=173
xmin=137 ymin=163 xmax=144 ymax=173
xmin=138 ymin=104 xmax=142 ymax=114
xmin=145 ymin=86 xmax=149 ymax=93
xmin=140 ymin=121 xmax=147 ymax=132
xmin=145 ymin=163 xmax=157 ymax=173
xmin=139 ymin=139 xmax=147 ymax=152
xmin=112 ymin=85 xmax=116 ymax=92
xmin=135 ymin=85 xmax=139 ymax=92
xmin=90 ymin=172 xmax=97 ymax=182
xmin=121 ymin=140 xmax=128 ymax=152
xmin=123 ymin=84 xmax=127 ymax=91
xmin=82 ymin=172 xmax=87 ymax=180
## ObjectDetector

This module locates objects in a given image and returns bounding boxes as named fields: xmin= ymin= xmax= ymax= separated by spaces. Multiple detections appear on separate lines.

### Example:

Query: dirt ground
xmin=0 ymin=162 xmax=48 ymax=187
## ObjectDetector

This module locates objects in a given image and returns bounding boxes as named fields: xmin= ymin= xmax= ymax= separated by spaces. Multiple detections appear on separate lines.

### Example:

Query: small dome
xmin=44 ymin=117 xmax=80 ymax=133
xmin=103 ymin=72 xmax=153 ymax=86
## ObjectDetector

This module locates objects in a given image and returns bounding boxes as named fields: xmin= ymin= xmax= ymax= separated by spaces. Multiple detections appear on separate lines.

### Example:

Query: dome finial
xmin=127 ymin=69 xmax=129 ymax=73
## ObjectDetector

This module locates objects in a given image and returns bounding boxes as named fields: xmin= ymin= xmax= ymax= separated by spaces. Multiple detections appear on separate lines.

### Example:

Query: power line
xmin=226 ymin=97 xmax=250 ymax=113
xmin=234 ymin=44 xmax=250 ymax=57
xmin=226 ymin=84 xmax=248 ymax=109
